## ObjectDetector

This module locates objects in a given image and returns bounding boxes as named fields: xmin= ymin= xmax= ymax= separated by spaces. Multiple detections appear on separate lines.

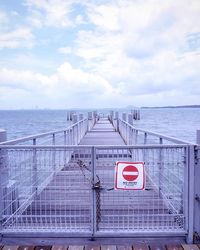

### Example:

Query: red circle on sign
xmin=122 ymin=165 xmax=139 ymax=181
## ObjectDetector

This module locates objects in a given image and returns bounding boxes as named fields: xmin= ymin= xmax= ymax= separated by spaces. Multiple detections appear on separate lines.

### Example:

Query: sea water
xmin=0 ymin=108 xmax=200 ymax=143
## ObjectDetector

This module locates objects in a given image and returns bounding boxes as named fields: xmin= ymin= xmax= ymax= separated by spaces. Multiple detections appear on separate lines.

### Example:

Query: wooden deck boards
xmin=1 ymin=245 xmax=200 ymax=250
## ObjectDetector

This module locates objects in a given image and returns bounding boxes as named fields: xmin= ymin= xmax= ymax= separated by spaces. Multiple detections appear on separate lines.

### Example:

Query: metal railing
xmin=0 ymin=116 xmax=197 ymax=243
xmin=0 ymin=144 xmax=194 ymax=240
xmin=112 ymin=118 xmax=193 ymax=145
xmin=0 ymin=118 xmax=95 ymax=146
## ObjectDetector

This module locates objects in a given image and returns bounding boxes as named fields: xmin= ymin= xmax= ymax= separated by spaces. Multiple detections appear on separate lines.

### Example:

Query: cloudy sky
xmin=0 ymin=0 xmax=200 ymax=109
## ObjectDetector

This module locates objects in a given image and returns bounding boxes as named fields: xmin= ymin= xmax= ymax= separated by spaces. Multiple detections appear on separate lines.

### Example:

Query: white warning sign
xmin=115 ymin=161 xmax=145 ymax=190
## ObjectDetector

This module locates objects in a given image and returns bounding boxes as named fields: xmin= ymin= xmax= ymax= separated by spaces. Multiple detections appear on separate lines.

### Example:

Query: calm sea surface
xmin=0 ymin=108 xmax=200 ymax=143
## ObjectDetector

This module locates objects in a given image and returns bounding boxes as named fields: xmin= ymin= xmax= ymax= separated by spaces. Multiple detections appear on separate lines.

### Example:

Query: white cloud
xmin=24 ymin=0 xmax=75 ymax=28
xmin=0 ymin=61 xmax=114 ymax=109
xmin=0 ymin=27 xmax=35 ymax=49
xmin=87 ymin=3 xmax=120 ymax=31
xmin=1 ymin=0 xmax=200 ymax=108
xmin=75 ymin=15 xmax=86 ymax=25
xmin=73 ymin=0 xmax=200 ymax=99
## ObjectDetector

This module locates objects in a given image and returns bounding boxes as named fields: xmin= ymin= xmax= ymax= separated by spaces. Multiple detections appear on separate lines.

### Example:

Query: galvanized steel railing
xmin=0 ymin=144 xmax=194 ymax=241
xmin=0 ymin=116 xmax=198 ymax=243
xmin=112 ymin=118 xmax=193 ymax=145
xmin=0 ymin=118 xmax=95 ymax=146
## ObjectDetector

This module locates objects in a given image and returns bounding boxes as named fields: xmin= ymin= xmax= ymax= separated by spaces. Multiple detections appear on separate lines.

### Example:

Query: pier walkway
xmin=79 ymin=117 xmax=124 ymax=145
xmin=0 ymin=111 xmax=199 ymax=245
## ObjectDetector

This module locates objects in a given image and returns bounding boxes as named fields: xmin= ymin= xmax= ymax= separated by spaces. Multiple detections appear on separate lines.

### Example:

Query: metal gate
xmin=0 ymin=145 xmax=189 ymax=238
xmin=93 ymin=146 xmax=187 ymax=236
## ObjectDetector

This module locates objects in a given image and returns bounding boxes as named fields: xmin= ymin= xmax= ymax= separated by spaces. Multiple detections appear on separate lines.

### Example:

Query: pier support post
xmin=72 ymin=114 xmax=78 ymax=124
xmin=70 ymin=111 xmax=75 ymax=121
xmin=0 ymin=129 xmax=8 ymax=230
xmin=194 ymin=130 xmax=200 ymax=241
xmin=0 ymin=129 xmax=7 ymax=143
xmin=128 ymin=114 xmax=133 ymax=144
xmin=87 ymin=112 xmax=93 ymax=131
xmin=88 ymin=112 xmax=93 ymax=120
xmin=72 ymin=114 xmax=78 ymax=144
xmin=79 ymin=113 xmax=84 ymax=121
xmin=128 ymin=114 xmax=133 ymax=126
xmin=66 ymin=111 xmax=70 ymax=121
xmin=196 ymin=130 xmax=200 ymax=144
xmin=109 ymin=110 xmax=114 ymax=124
xmin=122 ymin=113 xmax=127 ymax=122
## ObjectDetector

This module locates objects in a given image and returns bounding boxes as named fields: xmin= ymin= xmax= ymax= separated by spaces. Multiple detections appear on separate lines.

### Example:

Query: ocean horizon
xmin=0 ymin=107 xmax=200 ymax=143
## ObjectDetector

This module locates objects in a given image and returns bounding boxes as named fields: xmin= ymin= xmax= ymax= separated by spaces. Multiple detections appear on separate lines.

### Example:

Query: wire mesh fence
xmin=0 ymin=145 xmax=188 ymax=234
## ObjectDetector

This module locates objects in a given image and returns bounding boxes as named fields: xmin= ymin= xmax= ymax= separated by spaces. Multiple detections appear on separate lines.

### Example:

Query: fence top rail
xmin=0 ymin=118 xmax=88 ymax=146
xmin=118 ymin=118 xmax=193 ymax=145
xmin=0 ymin=144 xmax=191 ymax=149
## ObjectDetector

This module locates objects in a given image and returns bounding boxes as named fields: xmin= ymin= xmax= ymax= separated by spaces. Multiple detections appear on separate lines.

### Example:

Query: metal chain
xmin=95 ymin=180 xmax=101 ymax=228
xmin=76 ymin=159 xmax=93 ymax=184
xmin=76 ymin=159 xmax=114 ymax=229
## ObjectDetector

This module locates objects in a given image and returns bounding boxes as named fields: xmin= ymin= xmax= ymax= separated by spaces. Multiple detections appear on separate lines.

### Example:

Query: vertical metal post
xmin=64 ymin=131 xmax=67 ymax=145
xmin=70 ymin=128 xmax=73 ymax=145
xmin=143 ymin=133 xmax=147 ymax=166
xmin=64 ymin=131 xmax=67 ymax=164
xmin=52 ymin=133 xmax=56 ymax=171
xmin=32 ymin=138 xmax=37 ymax=195
xmin=72 ymin=114 xmax=78 ymax=124
xmin=115 ymin=111 xmax=119 ymax=120
xmin=187 ymin=145 xmax=195 ymax=243
xmin=122 ymin=113 xmax=127 ymax=122
xmin=91 ymin=146 xmax=96 ymax=238
xmin=128 ymin=113 xmax=133 ymax=126
xmin=144 ymin=132 xmax=147 ymax=144
xmin=0 ymin=129 xmax=7 ymax=231
xmin=135 ymin=130 xmax=138 ymax=144
xmin=197 ymin=130 xmax=200 ymax=144
xmin=184 ymin=146 xmax=189 ymax=242
xmin=158 ymin=138 xmax=163 ymax=197
xmin=194 ymin=130 xmax=200 ymax=241
xmin=128 ymin=114 xmax=133 ymax=145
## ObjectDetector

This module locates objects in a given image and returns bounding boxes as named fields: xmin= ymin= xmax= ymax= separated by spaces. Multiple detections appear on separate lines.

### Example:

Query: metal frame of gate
xmin=0 ymin=144 xmax=195 ymax=242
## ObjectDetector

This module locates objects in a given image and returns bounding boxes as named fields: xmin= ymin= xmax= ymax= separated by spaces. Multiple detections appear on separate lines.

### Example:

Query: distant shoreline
xmin=141 ymin=105 xmax=200 ymax=109
xmin=0 ymin=105 xmax=200 ymax=111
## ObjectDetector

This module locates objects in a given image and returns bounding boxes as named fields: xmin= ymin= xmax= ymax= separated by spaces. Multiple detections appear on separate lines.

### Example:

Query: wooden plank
xmin=133 ymin=245 xmax=149 ymax=250
xmin=101 ymin=246 xmax=116 ymax=250
xmin=68 ymin=246 xmax=84 ymax=250
xmin=35 ymin=247 xmax=52 ymax=250
xmin=18 ymin=247 xmax=35 ymax=250
xmin=150 ymin=244 xmax=166 ymax=250
xmin=2 ymin=247 xmax=19 ymax=250
xmin=85 ymin=246 xmax=100 ymax=250
xmin=166 ymin=245 xmax=183 ymax=250
xmin=52 ymin=246 xmax=68 ymax=250
xmin=117 ymin=246 xmax=132 ymax=250
xmin=182 ymin=245 xmax=200 ymax=250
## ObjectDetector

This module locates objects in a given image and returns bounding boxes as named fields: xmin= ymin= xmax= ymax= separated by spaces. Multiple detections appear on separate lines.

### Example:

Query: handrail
xmin=0 ymin=144 xmax=190 ymax=149
xmin=0 ymin=118 xmax=88 ymax=145
xmin=117 ymin=118 xmax=194 ymax=145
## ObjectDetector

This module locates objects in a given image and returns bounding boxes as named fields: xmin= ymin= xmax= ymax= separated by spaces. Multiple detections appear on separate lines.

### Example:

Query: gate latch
xmin=92 ymin=181 xmax=103 ymax=191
